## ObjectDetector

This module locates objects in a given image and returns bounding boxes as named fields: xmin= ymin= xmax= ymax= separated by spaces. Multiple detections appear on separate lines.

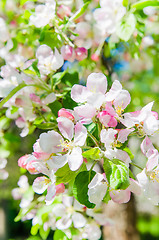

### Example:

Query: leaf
xmin=32 ymin=60 xmax=41 ymax=77
xmin=31 ymin=224 xmax=39 ymax=236
xmin=131 ymin=0 xmax=159 ymax=10
xmin=103 ymin=159 xmax=130 ymax=190
xmin=82 ymin=148 xmax=102 ymax=161
xmin=61 ymin=71 xmax=79 ymax=87
xmin=51 ymin=71 xmax=66 ymax=89
xmin=116 ymin=13 xmax=136 ymax=41
xmin=73 ymin=171 xmax=96 ymax=208
xmin=0 ymin=82 xmax=27 ymax=109
xmin=39 ymin=227 xmax=50 ymax=240
xmin=85 ymin=122 xmax=96 ymax=134
xmin=34 ymin=122 xmax=57 ymax=130
xmin=103 ymin=189 xmax=111 ymax=204
xmin=55 ymin=163 xmax=87 ymax=184
xmin=123 ymin=147 xmax=134 ymax=160
xmin=69 ymin=3 xmax=90 ymax=21
xmin=123 ymin=0 xmax=129 ymax=7
xmin=48 ymin=100 xmax=62 ymax=117
xmin=54 ymin=230 xmax=69 ymax=240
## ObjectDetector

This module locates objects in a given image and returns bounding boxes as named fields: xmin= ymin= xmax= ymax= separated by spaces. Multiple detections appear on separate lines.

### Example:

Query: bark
xmin=103 ymin=195 xmax=140 ymax=240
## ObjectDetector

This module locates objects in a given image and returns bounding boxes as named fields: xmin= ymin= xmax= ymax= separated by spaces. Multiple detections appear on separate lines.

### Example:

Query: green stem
xmin=89 ymin=161 xmax=96 ymax=182
xmin=87 ymin=131 xmax=99 ymax=147
xmin=130 ymin=162 xmax=143 ymax=171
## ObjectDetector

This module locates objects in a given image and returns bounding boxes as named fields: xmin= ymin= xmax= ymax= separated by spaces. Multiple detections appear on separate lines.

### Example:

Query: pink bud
xmin=18 ymin=155 xmax=29 ymax=169
xmin=26 ymin=160 xmax=38 ymax=174
xmin=58 ymin=108 xmax=75 ymax=121
xmin=75 ymin=47 xmax=88 ymax=61
xmin=91 ymin=53 xmax=100 ymax=62
xmin=97 ymin=111 xmax=117 ymax=128
xmin=57 ymin=5 xmax=71 ymax=19
xmin=55 ymin=183 xmax=65 ymax=195
xmin=15 ymin=117 xmax=25 ymax=128
xmin=61 ymin=45 xmax=75 ymax=62
xmin=30 ymin=93 xmax=41 ymax=103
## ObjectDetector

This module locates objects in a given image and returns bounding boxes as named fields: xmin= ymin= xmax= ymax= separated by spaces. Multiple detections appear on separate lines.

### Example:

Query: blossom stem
xmin=89 ymin=161 xmax=97 ymax=181
xmin=87 ymin=131 xmax=99 ymax=147
xmin=130 ymin=162 xmax=143 ymax=171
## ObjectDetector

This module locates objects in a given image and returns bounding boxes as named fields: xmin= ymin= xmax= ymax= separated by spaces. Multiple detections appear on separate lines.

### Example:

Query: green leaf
xmin=103 ymin=159 xmax=130 ymax=190
xmin=32 ymin=60 xmax=41 ymax=77
xmin=48 ymin=100 xmax=62 ymax=117
xmin=0 ymin=82 xmax=27 ymax=109
xmin=55 ymin=163 xmax=87 ymax=184
xmin=51 ymin=71 xmax=66 ymax=89
xmin=103 ymin=189 xmax=111 ymax=204
xmin=123 ymin=0 xmax=129 ymax=7
xmin=39 ymin=226 xmax=50 ymax=240
xmin=34 ymin=122 xmax=57 ymax=130
xmin=73 ymin=171 xmax=96 ymax=208
xmin=85 ymin=122 xmax=96 ymax=134
xmin=123 ymin=147 xmax=134 ymax=160
xmin=61 ymin=72 xmax=79 ymax=87
xmin=70 ymin=3 xmax=90 ymax=21
xmin=20 ymin=0 xmax=36 ymax=6
xmin=131 ymin=0 xmax=159 ymax=10
xmin=54 ymin=230 xmax=69 ymax=240
xmin=116 ymin=13 xmax=136 ymax=41
xmin=82 ymin=148 xmax=102 ymax=161
xmin=55 ymin=163 xmax=78 ymax=184
xmin=31 ymin=224 xmax=39 ymax=236
xmin=129 ymin=169 xmax=135 ymax=180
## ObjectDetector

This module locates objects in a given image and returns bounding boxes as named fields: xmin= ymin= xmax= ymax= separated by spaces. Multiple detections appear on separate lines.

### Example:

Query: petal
xmin=74 ymin=122 xmax=87 ymax=146
xmin=74 ymin=103 xmax=96 ymax=119
xmin=128 ymin=178 xmax=141 ymax=195
xmin=88 ymin=182 xmax=107 ymax=204
xmin=86 ymin=73 xmax=107 ymax=94
xmin=57 ymin=117 xmax=74 ymax=140
xmin=105 ymin=80 xmax=122 ymax=101
xmin=47 ymin=154 xmax=68 ymax=170
xmin=110 ymin=189 xmax=131 ymax=204
xmin=56 ymin=214 xmax=72 ymax=230
xmin=88 ymin=173 xmax=104 ymax=189
xmin=71 ymin=84 xmax=91 ymax=103
xmin=0 ymin=158 xmax=7 ymax=169
xmin=45 ymin=184 xmax=56 ymax=205
xmin=32 ymin=176 xmax=49 ymax=194
xmin=68 ymin=147 xmax=83 ymax=171
xmin=39 ymin=130 xmax=63 ymax=154
xmin=100 ymin=129 xmax=117 ymax=147
xmin=114 ymin=90 xmax=131 ymax=109
xmin=53 ymin=203 xmax=66 ymax=217
xmin=87 ymin=92 xmax=106 ymax=109
xmin=141 ymin=136 xmax=153 ymax=155
xmin=117 ymin=128 xmax=134 ymax=143
xmin=72 ymin=212 xmax=87 ymax=228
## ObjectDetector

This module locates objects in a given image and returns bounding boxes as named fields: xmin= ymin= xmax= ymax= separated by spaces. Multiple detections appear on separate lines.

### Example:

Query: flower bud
xmin=75 ymin=47 xmax=88 ymax=61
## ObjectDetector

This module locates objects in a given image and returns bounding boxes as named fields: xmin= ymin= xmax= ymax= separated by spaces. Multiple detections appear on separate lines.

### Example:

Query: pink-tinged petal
xmin=39 ymin=130 xmax=63 ymax=154
xmin=29 ymin=93 xmax=41 ymax=103
xmin=33 ymin=151 xmax=50 ymax=161
xmin=56 ymin=183 xmax=65 ymax=195
xmin=114 ymin=90 xmax=131 ymax=109
xmin=141 ymin=136 xmax=153 ymax=155
xmin=146 ymin=148 xmax=159 ymax=171
xmin=47 ymin=154 xmax=68 ymax=170
xmin=61 ymin=45 xmax=75 ymax=62
xmin=110 ymin=189 xmax=131 ymax=204
xmin=74 ymin=104 xmax=96 ymax=119
xmin=57 ymin=116 xmax=74 ymax=140
xmin=93 ymin=214 xmax=113 ymax=226
xmin=32 ymin=176 xmax=50 ymax=194
xmin=87 ymin=92 xmax=106 ymax=108
xmin=45 ymin=184 xmax=56 ymax=205
xmin=152 ymin=111 xmax=158 ymax=120
xmin=26 ymin=160 xmax=39 ymax=174
xmin=18 ymin=155 xmax=30 ymax=169
xmin=58 ymin=108 xmax=75 ymax=121
xmin=68 ymin=147 xmax=83 ymax=171
xmin=56 ymin=214 xmax=72 ymax=230
xmin=108 ymin=116 xmax=118 ymax=127
xmin=105 ymin=80 xmax=122 ymax=101
xmin=74 ymin=122 xmax=87 ymax=146
xmin=128 ymin=178 xmax=141 ymax=195
xmin=136 ymin=168 xmax=148 ymax=187
xmin=72 ymin=212 xmax=87 ymax=228
xmin=86 ymin=73 xmax=107 ymax=94
xmin=117 ymin=128 xmax=134 ymax=143
xmin=105 ymin=102 xmax=118 ymax=117
xmin=71 ymin=84 xmax=91 ymax=103
xmin=100 ymin=129 xmax=117 ymax=147
xmin=75 ymin=47 xmax=88 ymax=61
xmin=15 ymin=117 xmax=25 ymax=128
xmin=113 ymin=149 xmax=131 ymax=165
xmin=138 ymin=101 xmax=154 ymax=122
xmin=97 ymin=111 xmax=117 ymax=128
